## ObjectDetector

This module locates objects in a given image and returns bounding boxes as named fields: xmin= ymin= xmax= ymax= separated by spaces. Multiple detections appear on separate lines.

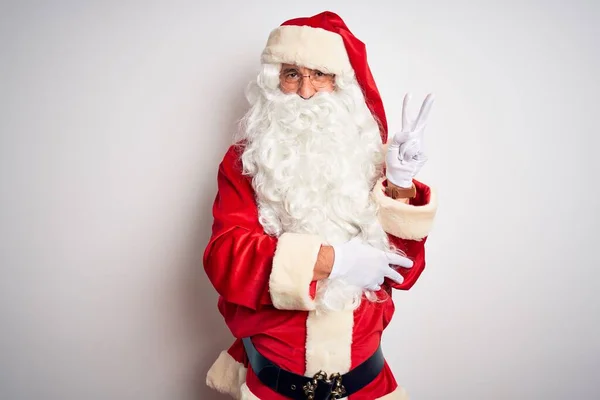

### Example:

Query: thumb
xmin=400 ymin=139 xmax=420 ymax=161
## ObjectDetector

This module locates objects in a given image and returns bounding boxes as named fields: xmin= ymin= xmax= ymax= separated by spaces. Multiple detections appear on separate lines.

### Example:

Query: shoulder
xmin=219 ymin=142 xmax=246 ymax=173
xmin=217 ymin=142 xmax=253 ymax=189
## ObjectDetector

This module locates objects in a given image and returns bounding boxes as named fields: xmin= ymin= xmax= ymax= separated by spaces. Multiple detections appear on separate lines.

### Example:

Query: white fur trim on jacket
xmin=240 ymin=383 xmax=259 ymax=399
xmin=261 ymin=25 xmax=353 ymax=76
xmin=372 ymin=178 xmax=437 ymax=240
xmin=305 ymin=308 xmax=354 ymax=376
xmin=206 ymin=350 xmax=247 ymax=399
xmin=269 ymin=232 xmax=322 ymax=310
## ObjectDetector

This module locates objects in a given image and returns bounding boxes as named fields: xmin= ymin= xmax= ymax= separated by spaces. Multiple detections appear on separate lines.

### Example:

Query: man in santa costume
xmin=203 ymin=11 xmax=437 ymax=400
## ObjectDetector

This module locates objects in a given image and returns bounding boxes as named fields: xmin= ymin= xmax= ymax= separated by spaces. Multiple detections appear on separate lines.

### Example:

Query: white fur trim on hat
xmin=261 ymin=25 xmax=353 ymax=76
xmin=372 ymin=177 xmax=438 ymax=240
xmin=269 ymin=232 xmax=322 ymax=311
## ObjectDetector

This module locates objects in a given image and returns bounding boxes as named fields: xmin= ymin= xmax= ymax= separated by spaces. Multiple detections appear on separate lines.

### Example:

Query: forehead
xmin=281 ymin=63 xmax=319 ymax=72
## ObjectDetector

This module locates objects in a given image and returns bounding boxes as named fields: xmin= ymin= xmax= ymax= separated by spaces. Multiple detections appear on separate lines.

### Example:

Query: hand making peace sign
xmin=385 ymin=93 xmax=435 ymax=188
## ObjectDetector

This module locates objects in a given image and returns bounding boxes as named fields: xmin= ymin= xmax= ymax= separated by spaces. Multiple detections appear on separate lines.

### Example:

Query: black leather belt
xmin=242 ymin=337 xmax=384 ymax=400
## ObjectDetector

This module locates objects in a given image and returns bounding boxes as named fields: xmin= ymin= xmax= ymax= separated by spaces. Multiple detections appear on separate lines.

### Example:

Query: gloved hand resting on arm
xmin=313 ymin=238 xmax=413 ymax=291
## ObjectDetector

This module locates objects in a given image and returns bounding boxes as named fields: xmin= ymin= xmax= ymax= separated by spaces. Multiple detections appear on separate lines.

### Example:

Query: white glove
xmin=386 ymin=93 xmax=435 ymax=188
xmin=329 ymin=238 xmax=413 ymax=291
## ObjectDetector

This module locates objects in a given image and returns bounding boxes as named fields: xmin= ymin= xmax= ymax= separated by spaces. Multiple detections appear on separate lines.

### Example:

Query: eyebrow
xmin=281 ymin=67 xmax=298 ymax=74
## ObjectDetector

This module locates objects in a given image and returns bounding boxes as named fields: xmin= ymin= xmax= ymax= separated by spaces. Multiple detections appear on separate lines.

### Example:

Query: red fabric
xmin=281 ymin=11 xmax=389 ymax=143
xmin=383 ymin=179 xmax=432 ymax=290
xmin=202 ymin=145 xmax=276 ymax=310
xmin=204 ymin=145 xmax=431 ymax=398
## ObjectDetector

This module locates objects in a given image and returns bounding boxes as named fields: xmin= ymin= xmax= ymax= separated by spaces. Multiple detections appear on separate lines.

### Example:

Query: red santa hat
xmin=261 ymin=11 xmax=389 ymax=143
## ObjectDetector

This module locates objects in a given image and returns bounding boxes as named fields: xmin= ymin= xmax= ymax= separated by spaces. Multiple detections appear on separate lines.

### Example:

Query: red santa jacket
xmin=204 ymin=145 xmax=437 ymax=400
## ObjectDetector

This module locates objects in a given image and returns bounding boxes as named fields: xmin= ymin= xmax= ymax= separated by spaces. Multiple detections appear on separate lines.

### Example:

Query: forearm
xmin=313 ymin=245 xmax=334 ymax=280
xmin=204 ymin=227 xmax=276 ymax=309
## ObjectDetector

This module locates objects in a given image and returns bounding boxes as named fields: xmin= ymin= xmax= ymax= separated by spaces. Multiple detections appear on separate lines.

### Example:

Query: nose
xmin=297 ymin=77 xmax=316 ymax=99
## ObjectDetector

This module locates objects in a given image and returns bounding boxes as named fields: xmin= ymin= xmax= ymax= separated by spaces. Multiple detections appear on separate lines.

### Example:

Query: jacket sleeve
xmin=371 ymin=178 xmax=438 ymax=290
xmin=203 ymin=145 xmax=322 ymax=311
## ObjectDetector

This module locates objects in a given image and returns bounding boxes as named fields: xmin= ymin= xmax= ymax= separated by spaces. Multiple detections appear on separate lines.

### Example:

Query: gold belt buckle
xmin=303 ymin=370 xmax=346 ymax=399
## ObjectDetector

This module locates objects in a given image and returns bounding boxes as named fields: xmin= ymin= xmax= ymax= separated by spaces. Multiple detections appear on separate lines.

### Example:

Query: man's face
xmin=279 ymin=63 xmax=335 ymax=99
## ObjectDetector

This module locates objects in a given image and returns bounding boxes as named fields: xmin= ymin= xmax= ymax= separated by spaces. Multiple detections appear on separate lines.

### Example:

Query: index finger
xmin=385 ymin=252 xmax=414 ymax=268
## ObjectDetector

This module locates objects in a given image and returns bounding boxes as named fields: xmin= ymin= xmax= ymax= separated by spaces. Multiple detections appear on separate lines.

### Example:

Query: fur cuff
xmin=206 ymin=350 xmax=247 ymax=399
xmin=372 ymin=178 xmax=437 ymax=240
xmin=269 ymin=232 xmax=322 ymax=310
xmin=261 ymin=25 xmax=353 ymax=76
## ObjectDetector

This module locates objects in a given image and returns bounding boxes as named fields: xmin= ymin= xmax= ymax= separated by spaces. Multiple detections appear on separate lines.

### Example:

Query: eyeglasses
xmin=279 ymin=68 xmax=335 ymax=89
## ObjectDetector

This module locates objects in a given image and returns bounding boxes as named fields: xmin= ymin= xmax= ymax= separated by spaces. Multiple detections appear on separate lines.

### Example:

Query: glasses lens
xmin=311 ymin=72 xmax=333 ymax=87
xmin=280 ymin=71 xmax=334 ymax=88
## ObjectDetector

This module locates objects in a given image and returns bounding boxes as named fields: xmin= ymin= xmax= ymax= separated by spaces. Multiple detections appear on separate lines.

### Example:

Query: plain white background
xmin=1 ymin=1 xmax=598 ymax=399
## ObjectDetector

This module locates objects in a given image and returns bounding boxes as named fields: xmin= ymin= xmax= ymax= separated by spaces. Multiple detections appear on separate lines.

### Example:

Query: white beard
xmin=239 ymin=71 xmax=390 ymax=311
